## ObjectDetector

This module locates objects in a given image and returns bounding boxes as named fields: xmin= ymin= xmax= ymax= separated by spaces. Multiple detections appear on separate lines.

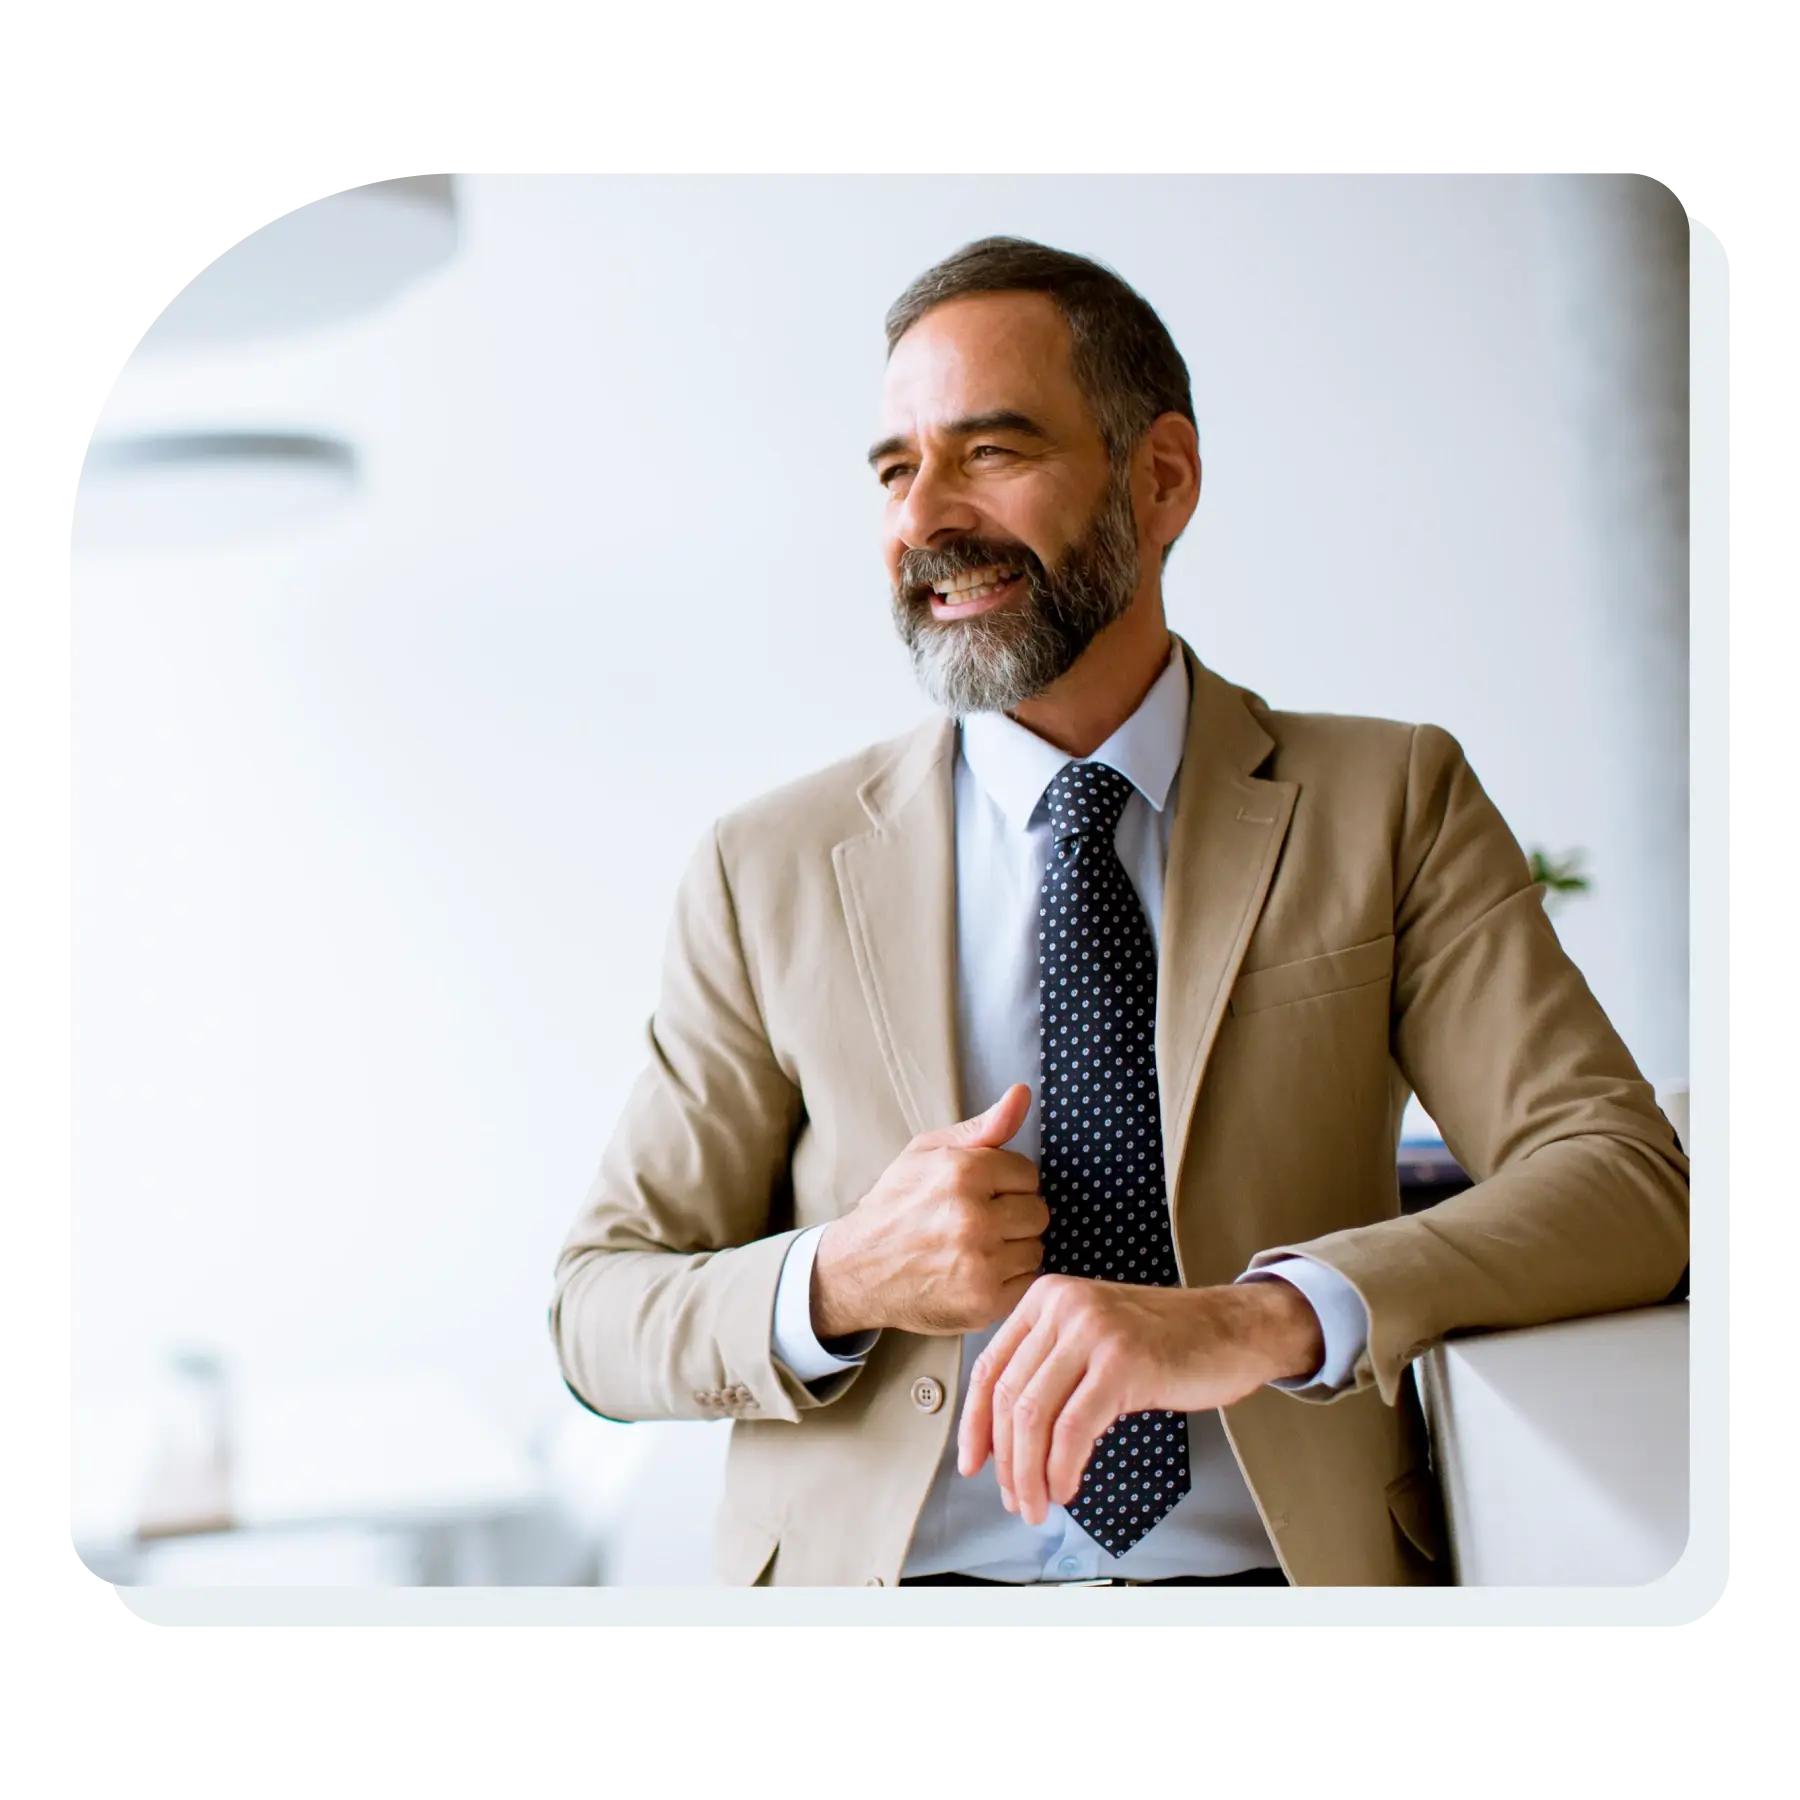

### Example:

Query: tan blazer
xmin=550 ymin=633 xmax=1689 ymax=1586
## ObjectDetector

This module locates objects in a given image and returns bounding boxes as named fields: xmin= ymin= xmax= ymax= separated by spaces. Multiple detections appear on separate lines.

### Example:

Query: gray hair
xmin=883 ymin=236 xmax=1196 ymax=468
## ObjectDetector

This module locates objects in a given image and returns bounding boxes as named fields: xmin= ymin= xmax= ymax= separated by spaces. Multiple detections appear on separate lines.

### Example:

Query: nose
xmin=892 ymin=456 xmax=981 ymax=551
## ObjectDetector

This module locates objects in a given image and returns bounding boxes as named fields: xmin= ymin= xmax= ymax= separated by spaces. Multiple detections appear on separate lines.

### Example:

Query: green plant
xmin=1527 ymin=847 xmax=1591 ymax=916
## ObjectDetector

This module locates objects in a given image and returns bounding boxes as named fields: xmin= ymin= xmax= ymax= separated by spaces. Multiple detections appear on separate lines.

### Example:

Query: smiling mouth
xmin=927 ymin=564 xmax=1024 ymax=619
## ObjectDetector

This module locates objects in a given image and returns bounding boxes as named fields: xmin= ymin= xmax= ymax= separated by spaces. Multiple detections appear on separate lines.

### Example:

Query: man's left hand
xmin=956 ymin=1274 xmax=1327 ymax=1525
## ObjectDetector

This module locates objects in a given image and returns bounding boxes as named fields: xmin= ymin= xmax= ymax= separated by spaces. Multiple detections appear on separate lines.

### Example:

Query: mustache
xmin=897 ymin=536 xmax=1045 ymax=601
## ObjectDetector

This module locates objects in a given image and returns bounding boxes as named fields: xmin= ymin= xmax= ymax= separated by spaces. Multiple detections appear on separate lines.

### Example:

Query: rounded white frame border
xmin=110 ymin=216 xmax=1730 ymax=1632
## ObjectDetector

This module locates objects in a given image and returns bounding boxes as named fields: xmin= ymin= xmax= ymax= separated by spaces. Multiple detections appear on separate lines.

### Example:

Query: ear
xmin=1140 ymin=413 xmax=1201 ymax=554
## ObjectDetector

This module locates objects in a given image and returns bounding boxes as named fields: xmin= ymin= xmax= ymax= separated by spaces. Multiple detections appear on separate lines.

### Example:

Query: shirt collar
xmin=958 ymin=635 xmax=1190 ymax=833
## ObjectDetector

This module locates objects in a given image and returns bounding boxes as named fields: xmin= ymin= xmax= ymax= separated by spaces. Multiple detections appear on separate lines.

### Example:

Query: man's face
xmin=872 ymin=292 xmax=1143 ymax=716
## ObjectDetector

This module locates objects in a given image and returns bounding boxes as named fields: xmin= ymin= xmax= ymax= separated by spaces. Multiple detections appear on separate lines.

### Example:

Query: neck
xmin=1005 ymin=595 xmax=1173 ymax=759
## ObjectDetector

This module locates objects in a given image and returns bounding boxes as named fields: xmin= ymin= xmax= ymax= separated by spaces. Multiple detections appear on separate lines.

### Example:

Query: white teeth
xmin=933 ymin=565 xmax=1019 ymax=597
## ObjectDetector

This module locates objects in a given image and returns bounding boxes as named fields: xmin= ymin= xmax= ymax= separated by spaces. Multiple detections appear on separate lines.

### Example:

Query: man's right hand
xmin=810 ymin=1083 xmax=1047 ymax=1338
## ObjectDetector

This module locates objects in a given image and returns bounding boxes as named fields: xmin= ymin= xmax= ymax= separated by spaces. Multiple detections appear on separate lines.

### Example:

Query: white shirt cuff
xmin=1236 ymin=1255 xmax=1370 ymax=1392
xmin=772 ymin=1224 xmax=880 ymax=1383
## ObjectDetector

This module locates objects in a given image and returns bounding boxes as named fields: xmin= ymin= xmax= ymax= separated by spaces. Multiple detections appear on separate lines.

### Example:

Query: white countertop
xmin=1419 ymin=1302 xmax=1688 ymax=1585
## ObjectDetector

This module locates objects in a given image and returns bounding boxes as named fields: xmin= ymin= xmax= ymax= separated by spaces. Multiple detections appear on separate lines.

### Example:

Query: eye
xmin=970 ymin=444 xmax=1012 ymax=461
xmin=877 ymin=463 xmax=914 ymax=489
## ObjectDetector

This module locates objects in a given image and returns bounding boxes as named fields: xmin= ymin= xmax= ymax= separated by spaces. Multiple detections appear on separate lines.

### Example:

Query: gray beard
xmin=890 ymin=469 xmax=1142 ymax=717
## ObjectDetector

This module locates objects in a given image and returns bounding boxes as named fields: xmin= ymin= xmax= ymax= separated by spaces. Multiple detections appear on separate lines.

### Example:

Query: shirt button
xmin=1058 ymin=1555 xmax=1082 ymax=1575
xmin=910 ymin=1376 xmax=944 ymax=1414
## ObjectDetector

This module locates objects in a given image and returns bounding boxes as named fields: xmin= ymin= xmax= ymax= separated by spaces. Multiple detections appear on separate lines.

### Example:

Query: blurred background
xmin=70 ymin=174 xmax=1689 ymax=1586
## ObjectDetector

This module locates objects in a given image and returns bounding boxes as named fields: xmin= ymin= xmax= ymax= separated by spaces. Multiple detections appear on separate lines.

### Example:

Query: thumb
xmin=930 ymin=1083 xmax=1032 ymax=1151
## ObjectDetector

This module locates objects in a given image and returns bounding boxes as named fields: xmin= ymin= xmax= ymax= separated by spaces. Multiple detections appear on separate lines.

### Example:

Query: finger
xmin=1046 ymin=1372 xmax=1124 ymax=1509
xmin=994 ymin=1270 xmax=1039 ymax=1315
xmin=990 ymin=1316 xmax=1059 ymax=1512
xmin=996 ymin=1236 xmax=1045 ymax=1283
xmin=968 ymin=1148 xmax=1043 ymax=1195
xmin=916 ymin=1084 xmax=1029 ymax=1153
xmin=1007 ymin=1343 xmax=1091 ymax=1527
xmin=957 ymin=1296 xmax=1040 ymax=1477
xmin=992 ymin=1190 xmax=1051 ymax=1240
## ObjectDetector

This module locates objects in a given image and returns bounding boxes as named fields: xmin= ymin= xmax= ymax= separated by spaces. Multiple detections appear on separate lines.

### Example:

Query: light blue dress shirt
xmin=771 ymin=638 xmax=1370 ymax=1581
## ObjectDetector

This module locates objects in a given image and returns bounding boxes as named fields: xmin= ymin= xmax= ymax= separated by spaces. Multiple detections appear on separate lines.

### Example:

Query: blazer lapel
xmin=832 ymin=712 xmax=964 ymax=1138
xmin=828 ymin=637 xmax=1297 ymax=1218
xmin=1157 ymin=637 xmax=1297 ymax=1243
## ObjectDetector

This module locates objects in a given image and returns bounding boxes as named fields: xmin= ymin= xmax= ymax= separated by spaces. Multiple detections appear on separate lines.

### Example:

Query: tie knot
xmin=1042 ymin=760 xmax=1135 ymax=841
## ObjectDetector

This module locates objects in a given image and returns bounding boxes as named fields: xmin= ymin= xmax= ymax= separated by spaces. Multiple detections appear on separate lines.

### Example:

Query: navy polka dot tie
xmin=1037 ymin=760 xmax=1190 ymax=1554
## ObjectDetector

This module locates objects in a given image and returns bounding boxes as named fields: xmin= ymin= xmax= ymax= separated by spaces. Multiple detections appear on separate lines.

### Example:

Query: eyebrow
xmin=866 ymin=410 xmax=1054 ymax=469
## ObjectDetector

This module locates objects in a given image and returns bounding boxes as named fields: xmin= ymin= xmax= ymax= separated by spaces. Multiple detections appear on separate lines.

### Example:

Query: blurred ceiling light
xmin=74 ymin=431 xmax=359 ymax=550
xmin=137 ymin=175 xmax=458 ymax=351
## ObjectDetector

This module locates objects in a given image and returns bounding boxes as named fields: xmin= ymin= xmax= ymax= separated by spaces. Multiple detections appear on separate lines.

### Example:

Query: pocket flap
xmin=1384 ymin=1467 xmax=1444 ymax=1563
xmin=1229 ymin=934 xmax=1396 ymax=1016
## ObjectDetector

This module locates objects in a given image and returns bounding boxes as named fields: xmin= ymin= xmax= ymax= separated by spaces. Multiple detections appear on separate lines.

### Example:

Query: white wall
xmin=72 ymin=176 xmax=1687 ymax=1519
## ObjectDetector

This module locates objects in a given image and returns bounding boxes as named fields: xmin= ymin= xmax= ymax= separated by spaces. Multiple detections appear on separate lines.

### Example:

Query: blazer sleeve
xmin=1245 ymin=721 xmax=1690 ymax=1406
xmin=549 ymin=820 xmax=858 ymax=1425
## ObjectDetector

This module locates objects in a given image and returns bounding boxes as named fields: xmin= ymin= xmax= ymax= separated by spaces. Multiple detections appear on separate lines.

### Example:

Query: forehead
xmin=879 ymin=291 xmax=1090 ymax=438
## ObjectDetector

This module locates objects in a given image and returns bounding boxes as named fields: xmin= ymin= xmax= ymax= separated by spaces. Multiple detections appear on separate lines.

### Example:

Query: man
xmin=550 ymin=236 xmax=1689 ymax=1587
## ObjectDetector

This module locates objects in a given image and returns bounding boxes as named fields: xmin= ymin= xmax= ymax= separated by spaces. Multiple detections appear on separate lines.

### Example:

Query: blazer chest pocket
xmin=1227 ymin=933 xmax=1395 ymax=1018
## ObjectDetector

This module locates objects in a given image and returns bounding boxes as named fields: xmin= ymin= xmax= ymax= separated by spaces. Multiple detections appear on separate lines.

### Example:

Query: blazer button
xmin=864 ymin=1576 xmax=885 ymax=1586
xmin=911 ymin=1376 xmax=945 ymax=1414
